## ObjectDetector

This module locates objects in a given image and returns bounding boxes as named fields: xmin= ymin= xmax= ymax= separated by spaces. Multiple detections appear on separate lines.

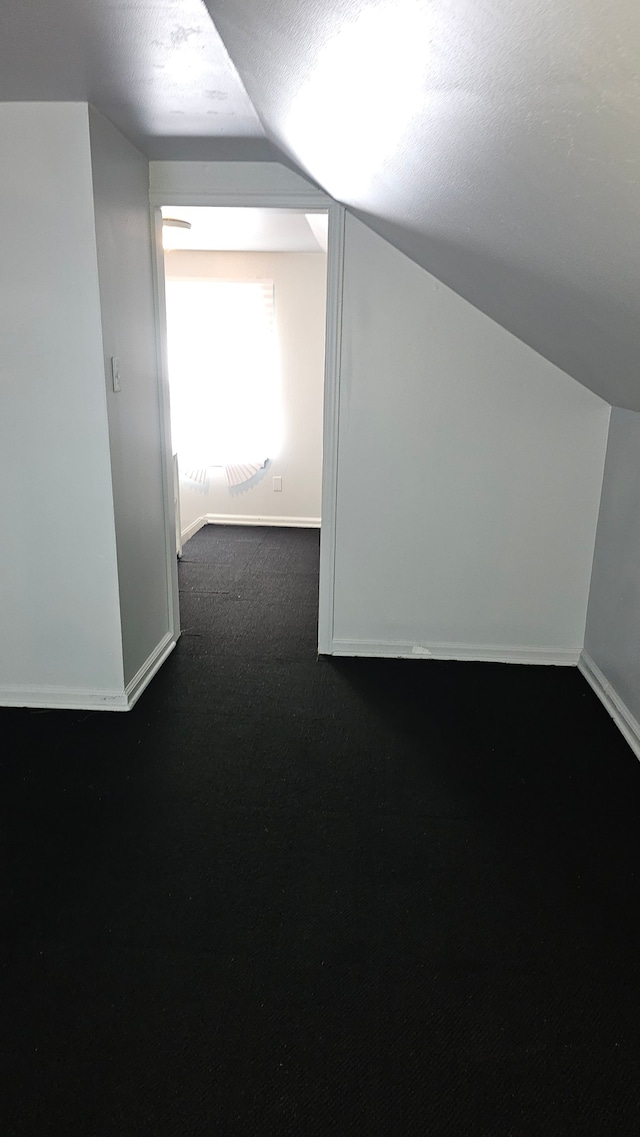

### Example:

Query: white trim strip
xmin=0 ymin=685 xmax=129 ymax=711
xmin=317 ymin=203 xmax=345 ymax=656
xmin=152 ymin=191 xmax=333 ymax=208
xmin=181 ymin=515 xmax=208 ymax=543
xmin=125 ymin=632 xmax=176 ymax=709
xmin=579 ymin=650 xmax=640 ymax=760
xmin=0 ymin=633 xmax=177 ymax=712
xmin=182 ymin=514 xmax=320 ymax=540
xmin=327 ymin=639 xmax=580 ymax=666
xmin=149 ymin=161 xmax=330 ymax=206
xmin=150 ymin=205 xmax=181 ymax=640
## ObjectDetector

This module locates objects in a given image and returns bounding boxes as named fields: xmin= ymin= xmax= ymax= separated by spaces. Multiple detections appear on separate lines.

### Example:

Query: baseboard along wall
xmin=327 ymin=640 xmax=640 ymax=759
xmin=327 ymin=639 xmax=580 ymax=666
xmin=579 ymin=651 xmax=640 ymax=761
xmin=0 ymin=632 xmax=177 ymax=713
xmin=181 ymin=514 xmax=321 ymax=542
xmin=125 ymin=632 xmax=176 ymax=710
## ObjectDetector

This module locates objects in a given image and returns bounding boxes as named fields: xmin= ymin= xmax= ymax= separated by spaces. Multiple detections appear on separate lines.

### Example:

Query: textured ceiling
xmin=2 ymin=0 xmax=638 ymax=405
xmin=204 ymin=0 xmax=640 ymax=409
xmin=0 ymin=0 xmax=266 ymax=148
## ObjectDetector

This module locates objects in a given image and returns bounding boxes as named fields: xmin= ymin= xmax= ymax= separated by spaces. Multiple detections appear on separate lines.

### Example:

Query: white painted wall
xmin=165 ymin=249 xmax=326 ymax=533
xmin=89 ymin=107 xmax=171 ymax=686
xmin=149 ymin=161 xmax=327 ymax=205
xmin=149 ymin=160 xmax=612 ymax=665
xmin=0 ymin=103 xmax=124 ymax=702
xmin=583 ymin=409 xmax=640 ymax=731
xmin=332 ymin=215 xmax=610 ymax=662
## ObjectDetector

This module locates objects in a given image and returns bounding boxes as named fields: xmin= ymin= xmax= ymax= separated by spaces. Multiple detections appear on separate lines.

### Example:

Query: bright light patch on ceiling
xmin=305 ymin=213 xmax=329 ymax=252
xmin=160 ymin=206 xmax=327 ymax=252
xmin=285 ymin=1 xmax=432 ymax=201
xmin=161 ymin=206 xmax=263 ymax=250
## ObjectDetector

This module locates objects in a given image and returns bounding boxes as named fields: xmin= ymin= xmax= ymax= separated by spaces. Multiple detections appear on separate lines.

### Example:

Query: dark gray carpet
xmin=2 ymin=524 xmax=640 ymax=1134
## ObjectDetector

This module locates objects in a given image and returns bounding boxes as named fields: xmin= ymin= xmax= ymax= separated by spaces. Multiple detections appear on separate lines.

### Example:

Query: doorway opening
xmin=158 ymin=205 xmax=329 ymax=620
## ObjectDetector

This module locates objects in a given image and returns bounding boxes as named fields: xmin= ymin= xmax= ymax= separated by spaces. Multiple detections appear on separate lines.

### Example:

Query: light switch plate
xmin=111 ymin=356 xmax=121 ymax=392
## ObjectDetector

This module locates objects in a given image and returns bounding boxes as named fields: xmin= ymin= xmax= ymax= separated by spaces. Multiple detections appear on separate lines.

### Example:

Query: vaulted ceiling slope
xmin=2 ymin=0 xmax=637 ymax=406
xmin=205 ymin=0 xmax=640 ymax=409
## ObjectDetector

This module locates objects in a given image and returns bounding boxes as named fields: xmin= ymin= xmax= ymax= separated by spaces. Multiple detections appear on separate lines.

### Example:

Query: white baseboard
xmin=125 ymin=631 xmax=176 ymax=710
xmin=0 ymin=632 xmax=177 ymax=713
xmin=327 ymin=638 xmax=580 ymax=666
xmin=206 ymin=513 xmax=321 ymax=528
xmin=0 ymin=683 xmax=130 ymax=711
xmin=192 ymin=513 xmax=321 ymax=532
xmin=578 ymin=650 xmax=640 ymax=761
xmin=181 ymin=515 xmax=208 ymax=543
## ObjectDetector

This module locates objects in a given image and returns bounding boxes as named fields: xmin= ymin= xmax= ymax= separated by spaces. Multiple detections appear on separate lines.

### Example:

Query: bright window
xmin=165 ymin=279 xmax=282 ymax=470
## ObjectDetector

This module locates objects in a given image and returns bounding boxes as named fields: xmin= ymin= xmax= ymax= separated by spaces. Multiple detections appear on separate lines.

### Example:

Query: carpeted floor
xmin=2 ymin=524 xmax=640 ymax=1134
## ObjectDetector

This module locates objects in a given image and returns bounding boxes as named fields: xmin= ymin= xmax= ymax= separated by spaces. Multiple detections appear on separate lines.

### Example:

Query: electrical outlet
xmin=273 ymin=475 xmax=282 ymax=492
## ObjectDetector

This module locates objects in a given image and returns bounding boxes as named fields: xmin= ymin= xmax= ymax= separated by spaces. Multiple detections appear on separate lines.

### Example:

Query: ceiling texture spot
xmin=0 ymin=0 xmax=266 ymax=142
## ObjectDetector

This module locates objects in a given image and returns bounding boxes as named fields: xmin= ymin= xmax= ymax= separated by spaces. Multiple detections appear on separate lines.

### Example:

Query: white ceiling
xmin=161 ymin=207 xmax=328 ymax=251
xmin=0 ymin=0 xmax=265 ymax=147
xmin=1 ymin=0 xmax=639 ymax=406
xmin=205 ymin=0 xmax=640 ymax=410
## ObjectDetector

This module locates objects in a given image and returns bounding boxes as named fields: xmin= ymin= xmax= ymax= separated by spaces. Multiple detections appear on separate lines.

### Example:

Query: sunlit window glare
xmin=165 ymin=280 xmax=283 ymax=469
xmin=285 ymin=0 xmax=433 ymax=202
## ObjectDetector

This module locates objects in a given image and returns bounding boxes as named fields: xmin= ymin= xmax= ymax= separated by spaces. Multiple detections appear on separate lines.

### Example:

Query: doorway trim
xmin=149 ymin=164 xmax=345 ymax=655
